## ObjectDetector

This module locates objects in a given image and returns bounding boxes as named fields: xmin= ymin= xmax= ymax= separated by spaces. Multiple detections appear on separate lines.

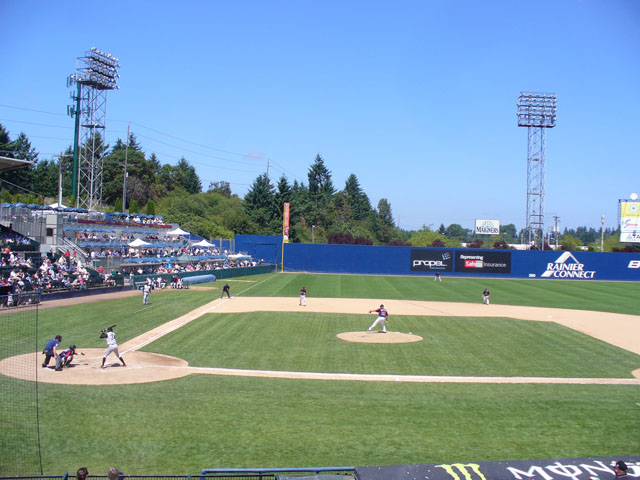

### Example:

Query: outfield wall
xmin=236 ymin=234 xmax=283 ymax=265
xmin=277 ymin=242 xmax=640 ymax=281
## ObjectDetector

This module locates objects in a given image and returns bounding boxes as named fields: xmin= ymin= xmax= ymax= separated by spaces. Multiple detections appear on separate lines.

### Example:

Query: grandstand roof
xmin=0 ymin=156 xmax=33 ymax=171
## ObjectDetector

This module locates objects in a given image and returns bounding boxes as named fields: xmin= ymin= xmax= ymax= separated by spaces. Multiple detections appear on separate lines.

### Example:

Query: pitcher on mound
xmin=367 ymin=304 xmax=389 ymax=333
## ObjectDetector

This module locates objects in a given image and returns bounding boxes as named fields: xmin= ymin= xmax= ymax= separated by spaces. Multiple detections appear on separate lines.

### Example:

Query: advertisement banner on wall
xmin=536 ymin=251 xmax=597 ymax=279
xmin=454 ymin=250 xmax=511 ymax=274
xmin=410 ymin=249 xmax=453 ymax=272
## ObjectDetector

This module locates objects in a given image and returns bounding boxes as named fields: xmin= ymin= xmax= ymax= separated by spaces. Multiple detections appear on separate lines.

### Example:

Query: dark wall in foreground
xmin=355 ymin=456 xmax=639 ymax=480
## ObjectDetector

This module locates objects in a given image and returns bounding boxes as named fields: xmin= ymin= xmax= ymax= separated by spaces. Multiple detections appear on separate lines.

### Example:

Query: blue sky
xmin=1 ymin=0 xmax=639 ymax=232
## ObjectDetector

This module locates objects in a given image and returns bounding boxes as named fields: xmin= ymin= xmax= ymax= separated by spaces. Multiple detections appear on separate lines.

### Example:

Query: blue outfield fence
xmin=282 ymin=243 xmax=640 ymax=281
xmin=232 ymin=236 xmax=640 ymax=281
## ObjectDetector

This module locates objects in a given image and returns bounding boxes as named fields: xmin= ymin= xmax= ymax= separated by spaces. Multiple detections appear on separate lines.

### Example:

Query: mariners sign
xmin=474 ymin=219 xmax=500 ymax=235
xmin=540 ymin=252 xmax=596 ymax=279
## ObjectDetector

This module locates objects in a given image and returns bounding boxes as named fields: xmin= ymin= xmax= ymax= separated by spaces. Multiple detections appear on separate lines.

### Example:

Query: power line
xmin=1 ymin=105 xmax=307 ymax=183
xmin=0 ymin=104 xmax=67 ymax=116
xmin=0 ymin=118 xmax=71 ymax=129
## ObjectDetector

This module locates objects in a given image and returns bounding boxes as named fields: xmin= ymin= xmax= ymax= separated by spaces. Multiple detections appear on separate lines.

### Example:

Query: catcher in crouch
xmin=367 ymin=304 xmax=389 ymax=333
xmin=55 ymin=344 xmax=85 ymax=370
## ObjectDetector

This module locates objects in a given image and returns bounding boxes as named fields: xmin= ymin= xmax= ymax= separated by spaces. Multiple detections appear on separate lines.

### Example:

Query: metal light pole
xmin=517 ymin=92 xmax=557 ymax=250
xmin=601 ymin=214 xmax=605 ymax=252
xmin=68 ymin=47 xmax=120 ymax=210
xmin=312 ymin=225 xmax=315 ymax=244
xmin=54 ymin=154 xmax=73 ymax=206
xmin=553 ymin=215 xmax=560 ymax=249
xmin=122 ymin=122 xmax=130 ymax=211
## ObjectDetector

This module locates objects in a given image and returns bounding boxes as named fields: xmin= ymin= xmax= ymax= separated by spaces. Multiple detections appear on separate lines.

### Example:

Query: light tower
xmin=67 ymin=47 xmax=120 ymax=210
xmin=517 ymin=92 xmax=557 ymax=250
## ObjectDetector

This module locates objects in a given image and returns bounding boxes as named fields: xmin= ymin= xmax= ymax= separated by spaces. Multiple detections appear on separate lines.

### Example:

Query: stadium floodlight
xmin=517 ymin=92 xmax=557 ymax=250
xmin=68 ymin=47 xmax=120 ymax=210
xmin=76 ymin=47 xmax=121 ymax=91
xmin=517 ymin=92 xmax=557 ymax=128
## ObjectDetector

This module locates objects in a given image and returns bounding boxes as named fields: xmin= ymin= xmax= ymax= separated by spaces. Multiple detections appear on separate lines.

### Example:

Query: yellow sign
xmin=435 ymin=463 xmax=487 ymax=480
xmin=620 ymin=201 xmax=640 ymax=219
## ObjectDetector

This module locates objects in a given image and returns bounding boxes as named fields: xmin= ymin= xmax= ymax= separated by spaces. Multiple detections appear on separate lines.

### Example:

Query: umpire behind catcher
xmin=42 ymin=335 xmax=62 ymax=369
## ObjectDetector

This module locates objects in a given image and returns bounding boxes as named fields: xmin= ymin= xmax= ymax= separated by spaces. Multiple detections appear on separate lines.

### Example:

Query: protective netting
xmin=0 ymin=293 xmax=42 ymax=475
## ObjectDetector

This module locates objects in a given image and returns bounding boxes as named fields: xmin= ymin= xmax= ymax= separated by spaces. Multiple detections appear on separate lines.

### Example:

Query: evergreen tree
xmin=344 ymin=173 xmax=372 ymax=221
xmin=373 ymin=198 xmax=395 ymax=243
xmin=244 ymin=173 xmax=277 ymax=231
xmin=32 ymin=159 xmax=59 ymax=198
xmin=307 ymin=154 xmax=335 ymax=226
xmin=128 ymin=199 xmax=139 ymax=214
xmin=176 ymin=158 xmax=202 ymax=194
xmin=145 ymin=199 xmax=156 ymax=215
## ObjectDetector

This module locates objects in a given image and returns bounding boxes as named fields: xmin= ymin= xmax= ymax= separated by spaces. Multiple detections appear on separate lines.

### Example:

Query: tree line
xmin=0 ymin=123 xmax=634 ymax=252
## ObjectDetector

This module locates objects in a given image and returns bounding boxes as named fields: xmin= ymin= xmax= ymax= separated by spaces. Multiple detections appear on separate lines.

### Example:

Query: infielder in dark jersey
xmin=299 ymin=286 xmax=307 ymax=306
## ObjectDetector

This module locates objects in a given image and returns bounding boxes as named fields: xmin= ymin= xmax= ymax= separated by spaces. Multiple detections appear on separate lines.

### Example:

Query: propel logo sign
xmin=410 ymin=249 xmax=453 ymax=272
xmin=541 ymin=252 xmax=596 ymax=279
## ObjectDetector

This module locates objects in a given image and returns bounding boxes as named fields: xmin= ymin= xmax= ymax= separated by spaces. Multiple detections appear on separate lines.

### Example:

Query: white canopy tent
xmin=192 ymin=239 xmax=215 ymax=247
xmin=167 ymin=227 xmax=190 ymax=236
xmin=228 ymin=253 xmax=252 ymax=260
xmin=128 ymin=238 xmax=151 ymax=247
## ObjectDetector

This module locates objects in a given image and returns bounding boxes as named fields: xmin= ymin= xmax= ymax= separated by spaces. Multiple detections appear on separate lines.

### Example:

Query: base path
xmin=2 ymin=296 xmax=639 ymax=386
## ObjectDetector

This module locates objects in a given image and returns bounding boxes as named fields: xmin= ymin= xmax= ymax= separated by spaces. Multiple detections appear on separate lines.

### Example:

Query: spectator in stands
xmin=107 ymin=466 xmax=122 ymax=480
xmin=76 ymin=468 xmax=89 ymax=480
xmin=613 ymin=461 xmax=628 ymax=478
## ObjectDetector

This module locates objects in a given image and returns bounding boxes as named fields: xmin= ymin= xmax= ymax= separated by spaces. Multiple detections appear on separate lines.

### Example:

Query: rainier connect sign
xmin=540 ymin=251 xmax=597 ymax=279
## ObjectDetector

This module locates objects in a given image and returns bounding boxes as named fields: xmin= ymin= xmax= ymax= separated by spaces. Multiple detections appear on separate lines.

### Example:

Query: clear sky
xmin=1 ymin=0 xmax=639 ymax=232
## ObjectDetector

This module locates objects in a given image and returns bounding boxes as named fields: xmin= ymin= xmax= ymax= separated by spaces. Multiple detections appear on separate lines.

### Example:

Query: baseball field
xmin=1 ymin=272 xmax=639 ymax=474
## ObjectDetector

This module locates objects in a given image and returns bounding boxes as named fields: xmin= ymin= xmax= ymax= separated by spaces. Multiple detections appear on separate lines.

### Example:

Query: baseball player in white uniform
xmin=100 ymin=326 xmax=126 ymax=368
xmin=142 ymin=283 xmax=151 ymax=305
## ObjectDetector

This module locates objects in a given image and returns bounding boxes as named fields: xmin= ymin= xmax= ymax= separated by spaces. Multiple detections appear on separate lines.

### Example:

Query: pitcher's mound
xmin=337 ymin=331 xmax=423 ymax=344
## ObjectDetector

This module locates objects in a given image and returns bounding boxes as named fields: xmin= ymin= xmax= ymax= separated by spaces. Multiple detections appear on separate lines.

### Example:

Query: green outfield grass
xmin=235 ymin=272 xmax=640 ymax=314
xmin=2 ymin=272 xmax=639 ymax=474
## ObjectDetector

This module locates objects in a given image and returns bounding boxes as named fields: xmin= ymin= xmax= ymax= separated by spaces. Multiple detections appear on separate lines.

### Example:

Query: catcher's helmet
xmin=70 ymin=344 xmax=76 ymax=350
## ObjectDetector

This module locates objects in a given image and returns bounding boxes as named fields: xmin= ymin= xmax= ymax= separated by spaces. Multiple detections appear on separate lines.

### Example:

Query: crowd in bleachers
xmin=125 ymin=256 xmax=260 ymax=277
xmin=0 ymin=250 xmax=97 ymax=305
xmin=0 ymin=204 xmax=263 ymax=305
xmin=0 ymin=231 xmax=33 ymax=246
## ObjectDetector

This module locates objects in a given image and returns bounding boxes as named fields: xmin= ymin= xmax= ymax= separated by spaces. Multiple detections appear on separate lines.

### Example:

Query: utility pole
xmin=122 ymin=122 xmax=130 ymax=211
xmin=552 ymin=215 xmax=560 ymax=249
